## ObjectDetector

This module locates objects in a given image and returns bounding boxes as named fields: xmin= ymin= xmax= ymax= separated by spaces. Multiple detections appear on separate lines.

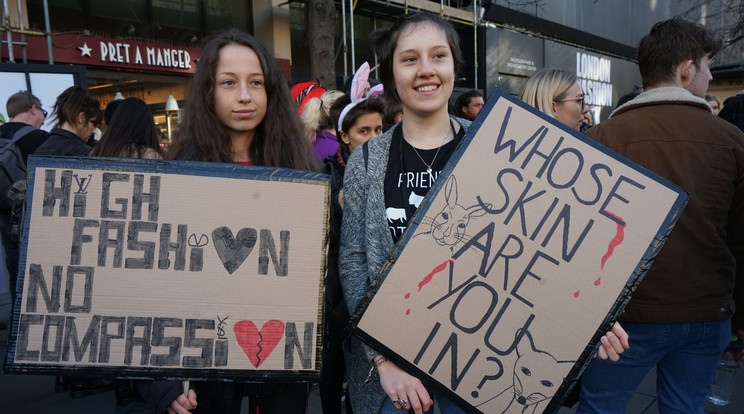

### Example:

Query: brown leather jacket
xmin=586 ymin=87 xmax=744 ymax=331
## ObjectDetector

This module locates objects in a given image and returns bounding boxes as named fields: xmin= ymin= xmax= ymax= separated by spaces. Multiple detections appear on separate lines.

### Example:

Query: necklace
xmin=409 ymin=125 xmax=451 ymax=177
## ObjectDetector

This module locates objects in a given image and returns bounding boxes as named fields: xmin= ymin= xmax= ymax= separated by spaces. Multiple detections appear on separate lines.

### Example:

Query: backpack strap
xmin=362 ymin=140 xmax=369 ymax=171
xmin=10 ymin=125 xmax=36 ymax=144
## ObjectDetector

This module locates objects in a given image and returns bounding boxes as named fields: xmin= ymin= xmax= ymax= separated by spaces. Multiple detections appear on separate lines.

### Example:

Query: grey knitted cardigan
xmin=339 ymin=117 xmax=470 ymax=414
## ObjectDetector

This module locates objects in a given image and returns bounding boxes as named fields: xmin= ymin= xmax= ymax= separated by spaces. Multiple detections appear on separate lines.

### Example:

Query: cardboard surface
xmin=5 ymin=157 xmax=329 ymax=381
xmin=355 ymin=90 xmax=688 ymax=413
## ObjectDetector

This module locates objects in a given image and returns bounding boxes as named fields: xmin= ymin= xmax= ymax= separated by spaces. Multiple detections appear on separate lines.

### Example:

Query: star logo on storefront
xmin=78 ymin=42 xmax=93 ymax=58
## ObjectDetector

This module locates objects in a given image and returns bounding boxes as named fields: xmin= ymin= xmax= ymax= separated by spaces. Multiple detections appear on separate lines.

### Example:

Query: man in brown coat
xmin=576 ymin=17 xmax=744 ymax=413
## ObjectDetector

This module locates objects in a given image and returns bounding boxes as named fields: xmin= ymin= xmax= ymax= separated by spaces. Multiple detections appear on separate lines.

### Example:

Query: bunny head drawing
xmin=430 ymin=175 xmax=490 ymax=248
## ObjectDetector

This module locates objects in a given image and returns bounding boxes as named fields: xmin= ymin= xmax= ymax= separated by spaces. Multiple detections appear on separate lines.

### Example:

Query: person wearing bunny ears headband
xmin=318 ymin=62 xmax=386 ymax=414
xmin=337 ymin=62 xmax=384 ymax=135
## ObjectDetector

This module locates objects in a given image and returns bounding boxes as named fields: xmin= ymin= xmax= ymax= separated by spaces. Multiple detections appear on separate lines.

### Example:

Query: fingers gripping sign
xmin=595 ymin=322 xmax=630 ymax=362
xmin=166 ymin=389 xmax=197 ymax=414
xmin=378 ymin=358 xmax=434 ymax=414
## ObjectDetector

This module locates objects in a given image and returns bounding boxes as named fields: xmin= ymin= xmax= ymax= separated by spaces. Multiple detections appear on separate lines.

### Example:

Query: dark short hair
xmin=616 ymin=91 xmax=640 ymax=108
xmin=6 ymin=90 xmax=41 ymax=118
xmin=104 ymin=99 xmax=123 ymax=125
xmin=383 ymin=97 xmax=403 ymax=127
xmin=637 ymin=16 xmax=722 ymax=88
xmin=454 ymin=89 xmax=483 ymax=118
xmin=718 ymin=93 xmax=744 ymax=133
xmin=370 ymin=12 xmax=462 ymax=107
xmin=52 ymin=86 xmax=102 ymax=128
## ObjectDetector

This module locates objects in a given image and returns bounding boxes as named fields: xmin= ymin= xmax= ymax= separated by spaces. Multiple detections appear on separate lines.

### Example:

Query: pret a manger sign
xmin=6 ymin=157 xmax=329 ymax=381
xmin=355 ymin=90 xmax=688 ymax=413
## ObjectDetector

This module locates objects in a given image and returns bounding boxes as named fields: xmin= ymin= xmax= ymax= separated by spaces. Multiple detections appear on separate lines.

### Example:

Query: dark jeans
xmin=0 ymin=212 xmax=19 ymax=306
xmin=577 ymin=319 xmax=731 ymax=413
xmin=320 ymin=302 xmax=353 ymax=414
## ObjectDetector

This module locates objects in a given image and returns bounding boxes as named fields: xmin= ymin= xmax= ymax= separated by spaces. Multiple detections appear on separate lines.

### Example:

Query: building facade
xmin=2 ymin=0 xmax=741 ymax=127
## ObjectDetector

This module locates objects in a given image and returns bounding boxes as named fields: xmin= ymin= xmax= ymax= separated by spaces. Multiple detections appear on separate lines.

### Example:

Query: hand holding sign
xmin=378 ymin=360 xmax=433 ymax=414
xmin=595 ymin=322 xmax=629 ymax=361
xmin=169 ymin=389 xmax=198 ymax=414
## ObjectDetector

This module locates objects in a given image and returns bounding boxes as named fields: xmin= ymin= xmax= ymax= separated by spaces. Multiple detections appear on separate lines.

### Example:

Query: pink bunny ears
xmin=337 ymin=62 xmax=384 ymax=132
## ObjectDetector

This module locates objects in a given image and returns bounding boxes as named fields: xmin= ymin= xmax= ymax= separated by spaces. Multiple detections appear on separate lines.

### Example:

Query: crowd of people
xmin=0 ymin=12 xmax=742 ymax=414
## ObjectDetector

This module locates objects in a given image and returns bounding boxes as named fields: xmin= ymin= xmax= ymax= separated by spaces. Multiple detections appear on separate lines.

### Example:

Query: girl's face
xmin=213 ymin=44 xmax=267 ymax=142
xmin=341 ymin=112 xmax=383 ymax=152
xmin=551 ymin=81 xmax=588 ymax=130
xmin=392 ymin=22 xmax=455 ymax=120
xmin=73 ymin=112 xmax=97 ymax=140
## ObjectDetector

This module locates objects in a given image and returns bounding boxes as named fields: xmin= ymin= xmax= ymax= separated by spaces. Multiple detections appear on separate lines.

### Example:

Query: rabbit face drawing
xmin=430 ymin=175 xmax=489 ymax=247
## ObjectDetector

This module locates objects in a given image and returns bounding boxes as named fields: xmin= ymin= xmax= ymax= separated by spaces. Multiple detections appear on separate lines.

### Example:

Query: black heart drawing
xmin=212 ymin=227 xmax=258 ymax=274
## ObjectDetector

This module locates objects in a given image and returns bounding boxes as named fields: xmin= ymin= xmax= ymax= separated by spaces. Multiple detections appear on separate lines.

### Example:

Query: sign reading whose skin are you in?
xmin=5 ymin=157 xmax=330 ymax=381
xmin=355 ymin=90 xmax=688 ymax=413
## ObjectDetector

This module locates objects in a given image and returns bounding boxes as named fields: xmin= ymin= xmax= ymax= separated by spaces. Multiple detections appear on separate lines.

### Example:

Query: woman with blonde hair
xmin=520 ymin=68 xmax=589 ymax=130
xmin=301 ymin=89 xmax=345 ymax=159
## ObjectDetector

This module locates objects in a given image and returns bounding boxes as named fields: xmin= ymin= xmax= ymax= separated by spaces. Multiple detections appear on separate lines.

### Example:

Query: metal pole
xmin=349 ymin=0 xmax=355 ymax=72
xmin=373 ymin=14 xmax=378 ymax=80
xmin=16 ymin=0 xmax=26 ymax=62
xmin=473 ymin=0 xmax=478 ymax=90
xmin=3 ymin=0 xmax=15 ymax=62
xmin=341 ymin=0 xmax=347 ymax=76
xmin=43 ymin=0 xmax=52 ymax=63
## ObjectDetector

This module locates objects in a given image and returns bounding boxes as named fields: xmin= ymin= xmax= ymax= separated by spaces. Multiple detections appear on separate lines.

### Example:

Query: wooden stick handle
xmin=182 ymin=380 xmax=190 ymax=395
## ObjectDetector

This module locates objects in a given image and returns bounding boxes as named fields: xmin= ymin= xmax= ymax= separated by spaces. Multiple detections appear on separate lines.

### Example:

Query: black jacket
xmin=33 ymin=128 xmax=92 ymax=157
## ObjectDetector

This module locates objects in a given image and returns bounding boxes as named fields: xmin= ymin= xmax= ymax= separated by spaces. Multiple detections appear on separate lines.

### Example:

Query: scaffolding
xmin=1 ymin=0 xmax=53 ymax=63
xmin=339 ymin=0 xmax=482 ymax=89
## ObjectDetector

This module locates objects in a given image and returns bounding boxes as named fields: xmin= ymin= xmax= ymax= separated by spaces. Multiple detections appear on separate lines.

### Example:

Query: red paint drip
xmin=594 ymin=276 xmax=601 ymax=286
xmin=418 ymin=259 xmax=454 ymax=292
xmin=573 ymin=290 xmax=580 ymax=298
xmin=405 ymin=309 xmax=411 ymax=315
xmin=404 ymin=292 xmax=410 ymax=299
xmin=601 ymin=211 xmax=626 ymax=270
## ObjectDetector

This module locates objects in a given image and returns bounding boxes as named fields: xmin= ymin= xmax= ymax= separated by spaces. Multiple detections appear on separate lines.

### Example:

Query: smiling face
xmin=213 ymin=43 xmax=268 ymax=145
xmin=392 ymin=22 xmax=455 ymax=121
xmin=551 ymin=81 xmax=587 ymax=130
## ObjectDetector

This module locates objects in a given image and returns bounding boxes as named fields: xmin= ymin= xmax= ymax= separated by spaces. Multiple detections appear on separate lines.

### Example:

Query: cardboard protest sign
xmin=354 ymin=90 xmax=688 ymax=413
xmin=5 ymin=156 xmax=329 ymax=381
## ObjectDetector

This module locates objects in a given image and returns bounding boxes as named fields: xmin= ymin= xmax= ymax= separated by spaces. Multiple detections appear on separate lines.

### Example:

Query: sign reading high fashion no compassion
xmin=5 ymin=157 xmax=330 ymax=381
xmin=355 ymin=90 xmax=689 ymax=413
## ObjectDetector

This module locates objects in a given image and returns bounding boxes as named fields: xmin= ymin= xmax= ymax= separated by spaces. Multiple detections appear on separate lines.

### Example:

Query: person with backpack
xmin=0 ymin=91 xmax=49 ymax=312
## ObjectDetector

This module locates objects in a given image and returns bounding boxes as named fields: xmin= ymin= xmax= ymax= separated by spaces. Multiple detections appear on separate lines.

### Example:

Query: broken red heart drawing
xmin=234 ymin=320 xmax=285 ymax=368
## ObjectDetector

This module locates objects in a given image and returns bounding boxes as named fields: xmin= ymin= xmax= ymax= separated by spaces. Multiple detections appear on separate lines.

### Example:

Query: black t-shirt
xmin=384 ymin=122 xmax=464 ymax=242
